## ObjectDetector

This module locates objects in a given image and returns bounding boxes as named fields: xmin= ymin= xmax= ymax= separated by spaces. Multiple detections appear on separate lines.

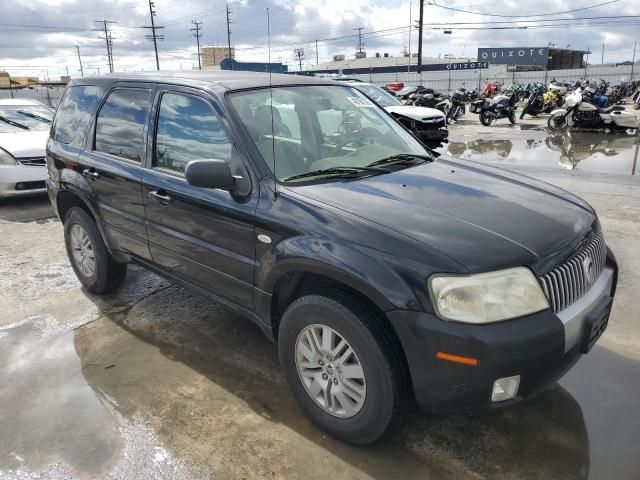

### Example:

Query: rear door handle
xmin=82 ymin=168 xmax=100 ymax=181
xmin=148 ymin=190 xmax=173 ymax=205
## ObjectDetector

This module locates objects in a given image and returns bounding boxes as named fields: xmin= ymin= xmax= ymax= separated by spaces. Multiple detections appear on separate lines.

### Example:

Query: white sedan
xmin=0 ymin=99 xmax=52 ymax=197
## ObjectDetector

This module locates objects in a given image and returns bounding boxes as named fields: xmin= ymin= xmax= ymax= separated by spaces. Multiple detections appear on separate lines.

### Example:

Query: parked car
xmin=384 ymin=81 xmax=404 ymax=92
xmin=344 ymin=82 xmax=448 ymax=147
xmin=0 ymin=98 xmax=53 ymax=197
xmin=47 ymin=72 xmax=618 ymax=445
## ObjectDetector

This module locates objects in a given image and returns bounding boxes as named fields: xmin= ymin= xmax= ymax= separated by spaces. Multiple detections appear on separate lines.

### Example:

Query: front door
xmin=141 ymin=88 xmax=257 ymax=308
xmin=76 ymin=84 xmax=154 ymax=260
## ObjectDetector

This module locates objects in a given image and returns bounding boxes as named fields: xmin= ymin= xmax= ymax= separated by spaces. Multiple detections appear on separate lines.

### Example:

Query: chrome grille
xmin=17 ymin=157 xmax=46 ymax=166
xmin=539 ymin=232 xmax=607 ymax=313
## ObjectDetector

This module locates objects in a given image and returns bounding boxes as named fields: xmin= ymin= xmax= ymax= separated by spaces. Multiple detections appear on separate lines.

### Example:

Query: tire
xmin=480 ymin=111 xmax=493 ymax=126
xmin=548 ymin=112 xmax=569 ymax=132
xmin=508 ymin=110 xmax=517 ymax=124
xmin=520 ymin=101 xmax=529 ymax=119
xmin=64 ymin=207 xmax=127 ymax=294
xmin=278 ymin=293 xmax=407 ymax=445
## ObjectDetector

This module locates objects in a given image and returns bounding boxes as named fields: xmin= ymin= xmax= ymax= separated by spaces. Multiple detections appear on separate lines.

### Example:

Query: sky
xmin=1 ymin=0 xmax=639 ymax=79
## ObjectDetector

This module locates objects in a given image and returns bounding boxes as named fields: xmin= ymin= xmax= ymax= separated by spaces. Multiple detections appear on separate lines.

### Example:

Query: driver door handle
xmin=82 ymin=168 xmax=100 ymax=181
xmin=148 ymin=190 xmax=173 ymax=205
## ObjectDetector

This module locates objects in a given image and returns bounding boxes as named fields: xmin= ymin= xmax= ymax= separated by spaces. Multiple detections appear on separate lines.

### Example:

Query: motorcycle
xmin=520 ymin=83 xmax=546 ymax=119
xmin=447 ymin=87 xmax=470 ymax=123
xmin=470 ymin=92 xmax=517 ymax=126
xmin=633 ymin=87 xmax=640 ymax=110
xmin=412 ymin=89 xmax=452 ymax=118
xmin=547 ymin=88 xmax=639 ymax=134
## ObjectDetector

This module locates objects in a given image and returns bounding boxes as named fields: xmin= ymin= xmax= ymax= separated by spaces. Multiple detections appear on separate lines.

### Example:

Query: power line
xmin=429 ymin=0 xmax=620 ymax=18
xmin=191 ymin=20 xmax=203 ymax=70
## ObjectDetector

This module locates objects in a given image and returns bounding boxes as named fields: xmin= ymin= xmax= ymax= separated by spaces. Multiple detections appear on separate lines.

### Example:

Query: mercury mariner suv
xmin=46 ymin=72 xmax=617 ymax=445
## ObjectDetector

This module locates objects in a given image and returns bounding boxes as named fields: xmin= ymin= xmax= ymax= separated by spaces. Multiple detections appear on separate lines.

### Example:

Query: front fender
xmin=258 ymin=235 xmax=421 ymax=314
xmin=550 ymin=108 xmax=568 ymax=117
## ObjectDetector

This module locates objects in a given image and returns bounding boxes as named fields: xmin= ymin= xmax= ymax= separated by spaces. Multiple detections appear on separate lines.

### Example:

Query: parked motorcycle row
xmin=385 ymin=79 xmax=640 ymax=134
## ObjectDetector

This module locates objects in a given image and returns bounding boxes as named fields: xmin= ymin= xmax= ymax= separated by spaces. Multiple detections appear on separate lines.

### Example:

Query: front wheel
xmin=520 ymin=101 xmax=529 ymax=119
xmin=508 ymin=110 xmax=517 ymax=124
xmin=548 ymin=112 xmax=570 ymax=131
xmin=64 ymin=207 xmax=127 ymax=293
xmin=278 ymin=294 xmax=407 ymax=445
xmin=480 ymin=111 xmax=494 ymax=126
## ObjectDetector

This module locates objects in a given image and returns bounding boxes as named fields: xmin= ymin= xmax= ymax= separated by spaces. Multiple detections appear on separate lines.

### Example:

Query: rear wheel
xmin=278 ymin=293 xmax=406 ymax=445
xmin=508 ymin=110 xmax=517 ymax=124
xmin=64 ymin=207 xmax=126 ymax=293
xmin=480 ymin=111 xmax=493 ymax=126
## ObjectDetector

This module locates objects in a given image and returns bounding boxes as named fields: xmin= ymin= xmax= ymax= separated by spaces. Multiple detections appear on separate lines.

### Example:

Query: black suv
xmin=46 ymin=72 xmax=617 ymax=445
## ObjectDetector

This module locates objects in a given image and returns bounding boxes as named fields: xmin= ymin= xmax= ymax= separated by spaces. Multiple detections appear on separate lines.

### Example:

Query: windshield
xmin=0 ymin=105 xmax=52 ymax=131
xmin=229 ymin=85 xmax=427 ymax=183
xmin=352 ymin=84 xmax=402 ymax=107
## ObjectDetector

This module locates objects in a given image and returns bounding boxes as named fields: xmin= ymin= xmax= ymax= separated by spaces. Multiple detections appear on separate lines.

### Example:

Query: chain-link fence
xmin=0 ymin=86 xmax=65 ymax=107
xmin=347 ymin=64 xmax=637 ymax=93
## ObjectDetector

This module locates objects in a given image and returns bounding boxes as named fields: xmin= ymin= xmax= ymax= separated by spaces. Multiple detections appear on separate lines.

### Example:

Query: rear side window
xmin=94 ymin=88 xmax=151 ymax=162
xmin=51 ymin=85 xmax=101 ymax=145
xmin=154 ymin=92 xmax=232 ymax=173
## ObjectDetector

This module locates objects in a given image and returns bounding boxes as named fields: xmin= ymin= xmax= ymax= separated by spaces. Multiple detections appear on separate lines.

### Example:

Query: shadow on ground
xmin=68 ymin=268 xmax=637 ymax=480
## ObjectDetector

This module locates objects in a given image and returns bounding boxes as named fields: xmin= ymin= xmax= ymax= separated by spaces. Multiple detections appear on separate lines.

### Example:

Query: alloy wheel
xmin=70 ymin=224 xmax=96 ymax=277
xmin=295 ymin=324 xmax=367 ymax=418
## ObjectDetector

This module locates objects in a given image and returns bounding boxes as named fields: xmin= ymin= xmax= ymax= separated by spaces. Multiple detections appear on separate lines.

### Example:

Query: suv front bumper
xmin=388 ymin=266 xmax=617 ymax=412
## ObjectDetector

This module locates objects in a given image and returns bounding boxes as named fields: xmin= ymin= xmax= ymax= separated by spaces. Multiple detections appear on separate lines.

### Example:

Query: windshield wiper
xmin=284 ymin=166 xmax=390 ymax=182
xmin=0 ymin=115 xmax=30 ymax=130
xmin=366 ymin=153 xmax=434 ymax=168
xmin=17 ymin=110 xmax=51 ymax=124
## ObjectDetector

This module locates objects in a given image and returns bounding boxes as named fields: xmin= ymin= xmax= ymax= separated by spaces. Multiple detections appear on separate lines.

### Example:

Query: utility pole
xmin=408 ymin=1 xmax=412 ymax=73
xmin=76 ymin=45 xmax=84 ymax=77
xmin=143 ymin=0 xmax=164 ymax=70
xmin=191 ymin=20 xmax=203 ymax=70
xmin=601 ymin=43 xmax=605 ymax=64
xmin=226 ymin=4 xmax=233 ymax=70
xmin=417 ymin=0 xmax=424 ymax=74
xmin=354 ymin=27 xmax=364 ymax=56
xmin=631 ymin=42 xmax=637 ymax=81
xmin=316 ymin=39 xmax=319 ymax=66
xmin=294 ymin=48 xmax=304 ymax=71
xmin=94 ymin=20 xmax=116 ymax=73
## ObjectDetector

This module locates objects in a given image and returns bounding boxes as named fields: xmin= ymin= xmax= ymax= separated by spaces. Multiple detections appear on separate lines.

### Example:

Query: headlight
xmin=429 ymin=267 xmax=549 ymax=324
xmin=0 ymin=147 xmax=17 ymax=165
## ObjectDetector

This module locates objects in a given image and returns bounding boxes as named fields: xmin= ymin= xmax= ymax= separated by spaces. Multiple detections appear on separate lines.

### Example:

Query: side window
xmin=51 ymin=85 xmax=101 ymax=145
xmin=154 ymin=92 xmax=232 ymax=173
xmin=94 ymin=88 xmax=151 ymax=162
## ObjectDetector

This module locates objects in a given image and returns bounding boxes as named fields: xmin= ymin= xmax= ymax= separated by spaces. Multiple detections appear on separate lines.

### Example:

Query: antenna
xmin=267 ymin=7 xmax=277 ymax=199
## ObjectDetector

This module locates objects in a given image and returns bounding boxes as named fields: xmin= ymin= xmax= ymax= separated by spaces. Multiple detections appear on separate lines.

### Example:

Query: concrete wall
xmin=344 ymin=64 xmax=638 ymax=93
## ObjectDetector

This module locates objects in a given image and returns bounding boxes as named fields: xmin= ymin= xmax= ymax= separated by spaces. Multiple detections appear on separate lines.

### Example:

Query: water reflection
xmin=445 ymin=132 xmax=640 ymax=175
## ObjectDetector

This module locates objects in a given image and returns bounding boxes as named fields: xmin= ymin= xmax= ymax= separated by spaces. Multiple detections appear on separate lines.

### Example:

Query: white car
xmin=0 ymin=99 xmax=52 ymax=197
xmin=345 ymin=82 xmax=448 ymax=147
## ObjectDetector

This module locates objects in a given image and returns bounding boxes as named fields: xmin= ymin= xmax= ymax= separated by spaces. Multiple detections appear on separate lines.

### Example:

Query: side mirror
xmin=185 ymin=159 xmax=236 ymax=190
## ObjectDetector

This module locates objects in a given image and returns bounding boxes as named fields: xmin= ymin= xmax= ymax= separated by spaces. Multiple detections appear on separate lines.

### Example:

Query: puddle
xmin=445 ymin=132 xmax=640 ymax=176
xmin=0 ymin=317 xmax=209 ymax=480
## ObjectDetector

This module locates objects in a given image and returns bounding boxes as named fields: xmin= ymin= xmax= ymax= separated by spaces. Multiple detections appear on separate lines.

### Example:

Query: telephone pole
xmin=226 ymin=4 xmax=233 ymax=69
xmin=294 ymin=48 xmax=304 ymax=71
xmin=76 ymin=45 xmax=84 ymax=77
xmin=354 ymin=27 xmax=364 ymax=56
xmin=143 ymin=0 xmax=164 ymax=70
xmin=191 ymin=20 xmax=203 ymax=70
xmin=316 ymin=39 xmax=319 ymax=65
xmin=417 ymin=0 xmax=424 ymax=73
xmin=94 ymin=20 xmax=116 ymax=73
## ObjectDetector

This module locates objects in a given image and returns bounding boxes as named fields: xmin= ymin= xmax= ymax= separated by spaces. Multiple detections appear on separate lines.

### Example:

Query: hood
xmin=384 ymin=105 xmax=444 ymax=121
xmin=292 ymin=157 xmax=596 ymax=274
xmin=0 ymin=130 xmax=49 ymax=158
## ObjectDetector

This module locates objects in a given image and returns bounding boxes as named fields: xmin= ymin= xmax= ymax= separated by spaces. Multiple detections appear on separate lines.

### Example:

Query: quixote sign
xmin=477 ymin=47 xmax=549 ymax=66
xmin=446 ymin=61 xmax=489 ymax=70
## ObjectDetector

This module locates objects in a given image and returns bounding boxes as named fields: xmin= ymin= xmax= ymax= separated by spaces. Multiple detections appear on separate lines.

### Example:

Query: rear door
xmin=77 ymin=84 xmax=154 ymax=260
xmin=141 ymin=87 xmax=257 ymax=308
